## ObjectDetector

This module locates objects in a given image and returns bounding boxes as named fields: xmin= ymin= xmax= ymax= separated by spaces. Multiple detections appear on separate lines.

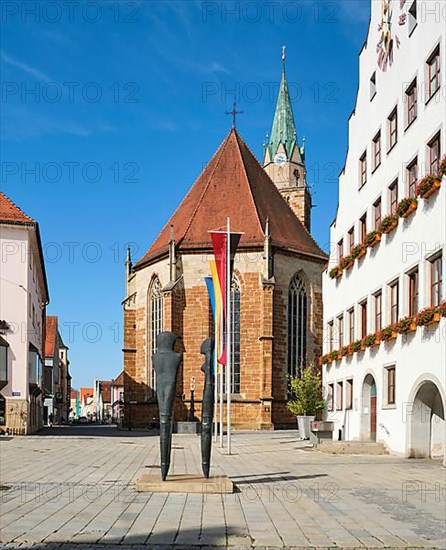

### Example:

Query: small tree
xmin=287 ymin=364 xmax=326 ymax=417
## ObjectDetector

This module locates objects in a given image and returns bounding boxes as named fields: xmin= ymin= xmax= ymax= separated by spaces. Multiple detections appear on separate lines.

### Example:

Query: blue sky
xmin=1 ymin=0 xmax=370 ymax=388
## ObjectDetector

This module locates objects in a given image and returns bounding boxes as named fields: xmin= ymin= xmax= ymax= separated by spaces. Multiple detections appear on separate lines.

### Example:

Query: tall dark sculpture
xmin=200 ymin=337 xmax=215 ymax=478
xmin=152 ymin=332 xmax=182 ymax=481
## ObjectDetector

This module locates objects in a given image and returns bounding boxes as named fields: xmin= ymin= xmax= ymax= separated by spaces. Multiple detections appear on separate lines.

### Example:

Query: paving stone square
xmin=0 ymin=427 xmax=445 ymax=549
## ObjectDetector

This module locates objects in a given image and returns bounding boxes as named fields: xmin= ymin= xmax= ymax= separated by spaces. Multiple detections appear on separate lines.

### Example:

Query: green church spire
xmin=267 ymin=46 xmax=300 ymax=162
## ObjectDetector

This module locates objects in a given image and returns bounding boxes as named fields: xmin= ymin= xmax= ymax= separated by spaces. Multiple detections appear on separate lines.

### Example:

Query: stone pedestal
xmin=135 ymin=473 xmax=234 ymax=494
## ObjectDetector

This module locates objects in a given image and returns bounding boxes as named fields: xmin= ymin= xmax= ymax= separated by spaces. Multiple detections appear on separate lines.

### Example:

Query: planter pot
xmin=345 ymin=261 xmax=354 ymax=271
xmin=409 ymin=322 xmax=417 ymax=332
xmin=421 ymin=179 xmax=441 ymax=199
xmin=425 ymin=312 xmax=441 ymax=326
xmin=357 ymin=248 xmax=367 ymax=259
xmin=381 ymin=220 xmax=398 ymax=234
xmin=368 ymin=234 xmax=381 ymax=248
xmin=297 ymin=415 xmax=315 ymax=440
xmin=402 ymin=201 xmax=418 ymax=218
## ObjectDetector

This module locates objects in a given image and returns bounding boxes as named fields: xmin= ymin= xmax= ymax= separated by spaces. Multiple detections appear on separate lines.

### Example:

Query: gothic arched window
xmin=148 ymin=277 xmax=163 ymax=395
xmin=220 ymin=276 xmax=241 ymax=394
xmin=287 ymin=274 xmax=307 ymax=378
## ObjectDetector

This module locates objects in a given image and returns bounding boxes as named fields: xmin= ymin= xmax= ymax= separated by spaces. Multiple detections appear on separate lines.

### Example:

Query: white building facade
xmin=0 ymin=192 xmax=49 ymax=434
xmin=323 ymin=0 xmax=445 ymax=460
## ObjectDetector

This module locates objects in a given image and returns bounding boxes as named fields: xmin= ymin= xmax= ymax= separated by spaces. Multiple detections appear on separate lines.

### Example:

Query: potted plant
xmin=329 ymin=350 xmax=339 ymax=362
xmin=417 ymin=174 xmax=441 ymax=199
xmin=362 ymin=332 xmax=379 ymax=348
xmin=395 ymin=316 xmax=417 ymax=334
xmin=396 ymin=197 xmax=418 ymax=218
xmin=287 ymin=365 xmax=326 ymax=440
xmin=351 ymin=243 xmax=366 ymax=260
xmin=379 ymin=324 xmax=398 ymax=341
xmin=379 ymin=214 xmax=399 ymax=234
xmin=329 ymin=266 xmax=342 ymax=279
xmin=351 ymin=339 xmax=363 ymax=353
xmin=339 ymin=345 xmax=350 ymax=357
xmin=415 ymin=306 xmax=441 ymax=326
xmin=364 ymin=230 xmax=381 ymax=248
xmin=436 ymin=301 xmax=446 ymax=317
xmin=340 ymin=255 xmax=354 ymax=271
xmin=320 ymin=354 xmax=330 ymax=366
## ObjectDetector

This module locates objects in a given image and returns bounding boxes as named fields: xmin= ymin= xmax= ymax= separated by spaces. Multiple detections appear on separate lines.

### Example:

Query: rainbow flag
xmin=209 ymin=259 xmax=224 ymax=369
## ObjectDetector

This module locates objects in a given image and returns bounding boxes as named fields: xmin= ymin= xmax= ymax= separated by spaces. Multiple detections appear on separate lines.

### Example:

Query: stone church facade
xmin=123 ymin=61 xmax=327 ymax=429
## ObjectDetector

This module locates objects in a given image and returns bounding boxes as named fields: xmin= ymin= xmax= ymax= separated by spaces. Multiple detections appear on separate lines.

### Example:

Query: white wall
xmin=322 ymin=0 xmax=446 ymax=456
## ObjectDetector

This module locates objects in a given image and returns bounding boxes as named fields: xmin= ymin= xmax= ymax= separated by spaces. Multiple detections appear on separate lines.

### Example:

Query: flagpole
xmin=219 ymin=363 xmax=223 ymax=447
xmin=226 ymin=217 xmax=232 ymax=455
xmin=213 ymin=320 xmax=218 ymax=443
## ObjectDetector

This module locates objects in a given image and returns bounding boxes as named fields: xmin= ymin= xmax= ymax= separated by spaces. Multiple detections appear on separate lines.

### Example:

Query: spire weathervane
xmin=225 ymin=98 xmax=243 ymax=129
xmin=282 ymin=45 xmax=286 ymax=61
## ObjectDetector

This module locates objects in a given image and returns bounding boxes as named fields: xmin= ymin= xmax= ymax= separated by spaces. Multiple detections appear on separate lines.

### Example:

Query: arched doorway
xmin=408 ymin=381 xmax=445 ymax=459
xmin=361 ymin=374 xmax=377 ymax=441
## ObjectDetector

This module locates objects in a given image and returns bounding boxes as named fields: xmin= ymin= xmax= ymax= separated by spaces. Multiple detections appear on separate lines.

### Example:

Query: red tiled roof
xmin=99 ymin=381 xmax=112 ymax=403
xmin=70 ymin=390 xmax=78 ymax=399
xmin=80 ymin=388 xmax=93 ymax=400
xmin=45 ymin=316 xmax=58 ymax=357
xmin=135 ymin=129 xmax=326 ymax=268
xmin=0 ymin=192 xmax=34 ymax=224
xmin=112 ymin=371 xmax=124 ymax=387
xmin=0 ymin=191 xmax=50 ymax=302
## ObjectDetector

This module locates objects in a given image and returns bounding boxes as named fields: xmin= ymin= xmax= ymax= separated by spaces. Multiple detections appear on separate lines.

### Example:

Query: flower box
xmin=395 ymin=316 xmax=417 ymax=334
xmin=415 ymin=307 xmax=441 ymax=327
xmin=436 ymin=301 xmax=446 ymax=318
xmin=339 ymin=346 xmax=350 ymax=358
xmin=329 ymin=266 xmax=343 ymax=280
xmin=396 ymin=197 xmax=418 ymax=219
xmin=351 ymin=244 xmax=367 ymax=260
xmin=351 ymin=340 xmax=362 ymax=353
xmin=329 ymin=350 xmax=339 ymax=362
xmin=417 ymin=175 xmax=441 ymax=199
xmin=379 ymin=215 xmax=399 ymax=234
xmin=340 ymin=255 xmax=354 ymax=271
xmin=362 ymin=333 xmax=380 ymax=348
xmin=365 ymin=231 xmax=381 ymax=248
xmin=380 ymin=325 xmax=398 ymax=341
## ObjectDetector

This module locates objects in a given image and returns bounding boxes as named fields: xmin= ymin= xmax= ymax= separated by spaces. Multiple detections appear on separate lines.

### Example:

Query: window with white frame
xmin=426 ymin=45 xmax=440 ymax=100
xmin=405 ymin=78 xmax=417 ymax=128
xmin=372 ymin=131 xmax=381 ymax=171
xmin=336 ymin=381 xmax=343 ymax=410
xmin=388 ymin=107 xmax=398 ymax=151
xmin=430 ymin=254 xmax=443 ymax=307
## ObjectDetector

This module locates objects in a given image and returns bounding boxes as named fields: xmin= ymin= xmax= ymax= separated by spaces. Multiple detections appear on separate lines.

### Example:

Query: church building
xmin=123 ymin=57 xmax=327 ymax=429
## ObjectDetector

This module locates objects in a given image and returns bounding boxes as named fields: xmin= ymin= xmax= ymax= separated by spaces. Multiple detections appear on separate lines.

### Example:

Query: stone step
xmin=318 ymin=440 xmax=389 ymax=455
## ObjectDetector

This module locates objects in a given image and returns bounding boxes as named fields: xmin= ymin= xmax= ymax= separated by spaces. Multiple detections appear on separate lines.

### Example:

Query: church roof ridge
xmin=134 ymin=128 xmax=326 ymax=270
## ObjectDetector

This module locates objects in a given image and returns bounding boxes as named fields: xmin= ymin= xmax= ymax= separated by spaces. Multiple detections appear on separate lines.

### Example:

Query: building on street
xmin=322 ymin=0 xmax=445 ymax=460
xmin=44 ymin=316 xmax=70 ymax=424
xmin=123 ymin=56 xmax=327 ymax=430
xmin=0 ymin=192 xmax=49 ymax=434
xmin=111 ymin=371 xmax=124 ymax=423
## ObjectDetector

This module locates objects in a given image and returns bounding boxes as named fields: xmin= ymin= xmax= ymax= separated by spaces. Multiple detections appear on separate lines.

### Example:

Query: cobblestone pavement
xmin=0 ymin=426 xmax=445 ymax=549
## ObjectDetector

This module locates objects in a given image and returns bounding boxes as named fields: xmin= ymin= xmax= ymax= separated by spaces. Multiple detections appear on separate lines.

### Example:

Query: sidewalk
xmin=0 ymin=427 xmax=444 ymax=549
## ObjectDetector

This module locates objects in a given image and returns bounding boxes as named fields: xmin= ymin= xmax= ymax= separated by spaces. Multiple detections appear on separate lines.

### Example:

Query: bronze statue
xmin=152 ymin=332 xmax=182 ymax=481
xmin=200 ymin=337 xmax=215 ymax=478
